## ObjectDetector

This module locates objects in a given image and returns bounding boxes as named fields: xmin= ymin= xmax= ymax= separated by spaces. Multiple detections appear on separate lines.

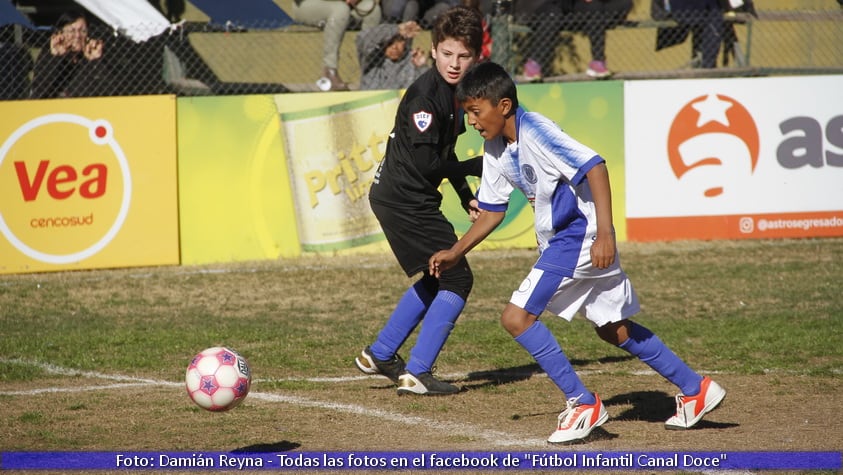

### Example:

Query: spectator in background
xmin=381 ymin=0 xmax=460 ymax=28
xmin=461 ymin=0 xmax=492 ymax=61
xmin=573 ymin=0 xmax=632 ymax=78
xmin=420 ymin=0 xmax=462 ymax=28
xmin=655 ymin=0 xmax=725 ymax=69
xmin=511 ymin=0 xmax=558 ymax=81
xmin=379 ymin=0 xmax=416 ymax=24
xmin=514 ymin=0 xmax=631 ymax=81
xmin=31 ymin=11 xmax=111 ymax=98
xmin=0 ymin=39 xmax=32 ymax=100
xmin=356 ymin=20 xmax=430 ymax=90
xmin=147 ymin=0 xmax=185 ymax=22
xmin=292 ymin=0 xmax=382 ymax=91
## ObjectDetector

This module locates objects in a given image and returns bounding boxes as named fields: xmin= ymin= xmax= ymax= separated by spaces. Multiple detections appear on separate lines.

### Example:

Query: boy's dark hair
xmin=431 ymin=6 xmax=484 ymax=58
xmin=386 ymin=32 xmax=407 ymax=49
xmin=456 ymin=61 xmax=519 ymax=110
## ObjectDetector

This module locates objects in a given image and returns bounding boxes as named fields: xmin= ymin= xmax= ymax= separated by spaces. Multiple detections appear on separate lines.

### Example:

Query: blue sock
xmin=405 ymin=290 xmax=464 ymax=375
xmin=515 ymin=321 xmax=595 ymax=405
xmin=370 ymin=281 xmax=433 ymax=361
xmin=619 ymin=322 xmax=703 ymax=396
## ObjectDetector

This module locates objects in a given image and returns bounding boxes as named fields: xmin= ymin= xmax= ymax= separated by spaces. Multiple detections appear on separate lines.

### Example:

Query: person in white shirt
xmin=430 ymin=61 xmax=726 ymax=444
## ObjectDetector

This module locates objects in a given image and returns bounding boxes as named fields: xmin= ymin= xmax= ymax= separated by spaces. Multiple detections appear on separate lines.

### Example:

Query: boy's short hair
xmin=431 ymin=6 xmax=484 ymax=58
xmin=456 ymin=61 xmax=519 ymax=110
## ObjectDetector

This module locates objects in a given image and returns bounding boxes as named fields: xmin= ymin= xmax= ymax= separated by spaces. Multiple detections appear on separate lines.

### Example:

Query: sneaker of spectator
xmin=317 ymin=66 xmax=349 ymax=91
xmin=293 ymin=0 xmax=380 ymax=92
xmin=522 ymin=58 xmax=542 ymax=82
xmin=586 ymin=60 xmax=612 ymax=78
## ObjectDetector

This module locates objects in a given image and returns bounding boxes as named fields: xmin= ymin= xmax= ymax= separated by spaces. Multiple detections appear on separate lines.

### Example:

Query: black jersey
xmin=369 ymin=68 xmax=476 ymax=211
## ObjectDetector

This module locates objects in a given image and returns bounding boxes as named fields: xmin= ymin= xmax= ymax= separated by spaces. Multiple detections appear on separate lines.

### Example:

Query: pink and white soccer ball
xmin=185 ymin=347 xmax=252 ymax=411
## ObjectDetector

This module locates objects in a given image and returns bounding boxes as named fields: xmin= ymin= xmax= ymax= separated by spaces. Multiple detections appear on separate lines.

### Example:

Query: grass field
xmin=1 ymin=238 xmax=841 ymax=474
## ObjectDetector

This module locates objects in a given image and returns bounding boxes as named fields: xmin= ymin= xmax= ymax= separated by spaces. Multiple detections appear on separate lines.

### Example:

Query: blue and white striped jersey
xmin=476 ymin=107 xmax=621 ymax=278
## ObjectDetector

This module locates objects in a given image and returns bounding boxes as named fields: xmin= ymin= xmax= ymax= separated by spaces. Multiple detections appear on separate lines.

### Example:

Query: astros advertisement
xmin=0 ymin=96 xmax=179 ymax=274
xmin=625 ymin=75 xmax=843 ymax=241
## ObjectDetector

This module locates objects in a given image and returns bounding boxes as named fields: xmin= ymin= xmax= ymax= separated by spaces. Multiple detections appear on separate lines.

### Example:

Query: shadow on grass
xmin=461 ymin=366 xmax=735 ymax=430
xmin=604 ymin=390 xmax=677 ymax=422
xmin=464 ymin=363 xmax=543 ymax=386
xmin=604 ymin=391 xmax=738 ymax=429
xmin=460 ymin=355 xmax=636 ymax=389
xmin=233 ymin=441 xmax=301 ymax=452
xmin=550 ymin=427 xmax=620 ymax=445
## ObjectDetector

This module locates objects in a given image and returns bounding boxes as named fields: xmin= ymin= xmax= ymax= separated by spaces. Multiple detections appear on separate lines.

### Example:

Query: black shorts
xmin=370 ymin=201 xmax=459 ymax=277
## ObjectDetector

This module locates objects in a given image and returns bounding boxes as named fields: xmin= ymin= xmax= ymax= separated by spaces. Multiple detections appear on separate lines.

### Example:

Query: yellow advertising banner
xmin=277 ymin=91 xmax=399 ymax=252
xmin=0 ymin=96 xmax=179 ymax=274
xmin=176 ymin=95 xmax=301 ymax=265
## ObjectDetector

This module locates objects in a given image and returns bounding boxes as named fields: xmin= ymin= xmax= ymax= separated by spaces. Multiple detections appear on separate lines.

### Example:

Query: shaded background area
xmin=1 ymin=0 xmax=842 ymax=96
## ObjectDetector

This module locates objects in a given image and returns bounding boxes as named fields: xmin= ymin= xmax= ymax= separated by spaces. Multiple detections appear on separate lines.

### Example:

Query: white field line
xmin=253 ymin=369 xmax=662 ymax=384
xmin=0 ymin=356 xmax=669 ymax=385
xmin=0 ymin=358 xmax=547 ymax=448
xmin=0 ymin=358 xmax=770 ymax=473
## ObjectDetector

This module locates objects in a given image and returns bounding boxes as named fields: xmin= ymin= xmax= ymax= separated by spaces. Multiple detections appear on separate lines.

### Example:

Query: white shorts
xmin=510 ymin=268 xmax=640 ymax=327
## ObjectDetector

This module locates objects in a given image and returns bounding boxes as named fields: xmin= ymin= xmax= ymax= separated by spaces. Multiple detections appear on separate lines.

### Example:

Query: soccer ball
xmin=185 ymin=347 xmax=252 ymax=411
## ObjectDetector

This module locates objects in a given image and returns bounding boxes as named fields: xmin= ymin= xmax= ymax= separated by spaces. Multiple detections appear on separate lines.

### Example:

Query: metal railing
xmin=1 ymin=3 xmax=841 ymax=99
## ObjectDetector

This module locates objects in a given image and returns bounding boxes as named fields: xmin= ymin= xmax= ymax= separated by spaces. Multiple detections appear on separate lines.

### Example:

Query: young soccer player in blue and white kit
xmin=429 ymin=62 xmax=726 ymax=443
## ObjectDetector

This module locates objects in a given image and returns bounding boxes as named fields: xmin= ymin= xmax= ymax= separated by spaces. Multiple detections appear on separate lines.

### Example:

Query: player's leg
xmin=596 ymin=319 xmax=703 ymax=395
xmin=508 ymin=268 xmax=607 ymax=443
xmin=358 ymin=202 xmax=439 ymax=384
xmin=372 ymin=207 xmax=470 ymax=396
xmin=399 ymin=260 xmax=473 ymax=395
xmin=588 ymin=273 xmax=725 ymax=429
xmin=598 ymin=320 xmax=726 ymax=429
xmin=356 ymin=274 xmax=437 ymax=383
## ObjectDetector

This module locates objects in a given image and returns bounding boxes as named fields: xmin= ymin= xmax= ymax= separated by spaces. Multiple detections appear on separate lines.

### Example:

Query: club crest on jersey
xmin=413 ymin=110 xmax=433 ymax=133
xmin=522 ymin=164 xmax=538 ymax=184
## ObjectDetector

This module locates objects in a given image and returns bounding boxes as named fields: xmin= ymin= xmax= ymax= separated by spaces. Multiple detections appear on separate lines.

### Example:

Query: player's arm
xmin=586 ymin=162 xmax=616 ymax=269
xmin=444 ymin=153 xmax=482 ymax=215
xmin=429 ymin=209 xmax=505 ymax=277
xmin=443 ymin=155 xmax=482 ymax=179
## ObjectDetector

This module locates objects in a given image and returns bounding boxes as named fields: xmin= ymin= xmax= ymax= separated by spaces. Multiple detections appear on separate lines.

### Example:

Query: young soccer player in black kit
xmin=355 ymin=5 xmax=485 ymax=395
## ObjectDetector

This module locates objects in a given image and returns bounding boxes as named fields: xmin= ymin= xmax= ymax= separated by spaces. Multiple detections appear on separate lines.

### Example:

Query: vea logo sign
xmin=0 ymin=114 xmax=132 ymax=264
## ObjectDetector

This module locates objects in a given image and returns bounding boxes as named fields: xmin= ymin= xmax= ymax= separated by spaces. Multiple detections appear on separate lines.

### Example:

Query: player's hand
xmin=466 ymin=198 xmax=481 ymax=222
xmin=590 ymin=231 xmax=616 ymax=269
xmin=429 ymin=250 xmax=458 ymax=278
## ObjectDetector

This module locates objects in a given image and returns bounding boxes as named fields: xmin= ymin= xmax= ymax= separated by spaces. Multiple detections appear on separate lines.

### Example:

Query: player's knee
xmin=595 ymin=320 xmax=630 ymax=346
xmin=437 ymin=262 xmax=473 ymax=300
xmin=417 ymin=273 xmax=440 ymax=299
xmin=500 ymin=304 xmax=534 ymax=337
